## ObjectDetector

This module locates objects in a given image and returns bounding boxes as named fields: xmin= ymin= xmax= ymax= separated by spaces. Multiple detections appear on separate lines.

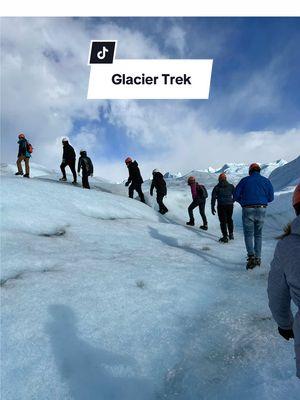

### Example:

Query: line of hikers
xmin=13 ymin=133 xmax=300 ymax=379
xmin=14 ymin=134 xmax=280 ymax=271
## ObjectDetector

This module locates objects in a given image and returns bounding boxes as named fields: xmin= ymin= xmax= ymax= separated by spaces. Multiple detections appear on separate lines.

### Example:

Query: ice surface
xmin=1 ymin=159 xmax=299 ymax=400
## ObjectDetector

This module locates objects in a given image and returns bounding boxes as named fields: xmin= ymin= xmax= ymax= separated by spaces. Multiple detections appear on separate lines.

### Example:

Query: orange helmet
xmin=249 ymin=163 xmax=261 ymax=174
xmin=125 ymin=157 xmax=132 ymax=164
xmin=293 ymin=184 xmax=300 ymax=207
xmin=187 ymin=176 xmax=196 ymax=185
xmin=18 ymin=133 xmax=25 ymax=139
xmin=219 ymin=173 xmax=227 ymax=181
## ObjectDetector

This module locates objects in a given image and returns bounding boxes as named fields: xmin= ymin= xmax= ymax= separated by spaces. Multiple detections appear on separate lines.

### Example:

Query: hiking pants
xmin=128 ymin=182 xmax=145 ymax=203
xmin=82 ymin=172 xmax=90 ymax=189
xmin=17 ymin=156 xmax=30 ymax=175
xmin=157 ymin=193 xmax=168 ymax=213
xmin=188 ymin=199 xmax=207 ymax=226
xmin=60 ymin=160 xmax=77 ymax=182
xmin=217 ymin=204 xmax=234 ymax=238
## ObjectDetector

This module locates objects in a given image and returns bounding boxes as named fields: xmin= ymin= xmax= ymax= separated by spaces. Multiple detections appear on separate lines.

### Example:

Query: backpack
xmin=197 ymin=184 xmax=208 ymax=199
xmin=26 ymin=141 xmax=33 ymax=154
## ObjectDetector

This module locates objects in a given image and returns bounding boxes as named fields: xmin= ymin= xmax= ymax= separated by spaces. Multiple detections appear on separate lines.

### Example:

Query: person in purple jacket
xmin=186 ymin=176 xmax=208 ymax=230
xmin=234 ymin=163 xmax=274 ymax=269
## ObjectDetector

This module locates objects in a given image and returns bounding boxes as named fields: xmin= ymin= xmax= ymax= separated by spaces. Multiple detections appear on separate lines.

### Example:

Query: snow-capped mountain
xmin=269 ymin=155 xmax=300 ymax=190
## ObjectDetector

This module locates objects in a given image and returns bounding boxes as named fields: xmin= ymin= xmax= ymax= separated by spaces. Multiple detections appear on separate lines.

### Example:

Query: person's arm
xmin=267 ymin=180 xmax=275 ymax=203
xmin=150 ymin=180 xmax=155 ymax=196
xmin=126 ymin=167 xmax=132 ymax=185
xmin=233 ymin=180 xmax=243 ymax=204
xmin=211 ymin=186 xmax=217 ymax=211
xmin=89 ymin=159 xmax=94 ymax=175
xmin=77 ymin=158 xmax=81 ymax=173
xmin=268 ymin=242 xmax=294 ymax=331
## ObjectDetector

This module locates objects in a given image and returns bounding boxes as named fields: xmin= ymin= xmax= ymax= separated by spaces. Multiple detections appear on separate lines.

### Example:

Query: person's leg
xmin=217 ymin=205 xmax=228 ymax=237
xmin=242 ymin=208 xmax=255 ymax=256
xmin=188 ymin=200 xmax=198 ymax=224
xmin=226 ymin=204 xmax=234 ymax=236
xmin=82 ymin=173 xmax=90 ymax=189
xmin=254 ymin=208 xmax=266 ymax=258
xmin=60 ymin=162 xmax=67 ymax=179
xmin=135 ymin=183 xmax=145 ymax=203
xmin=128 ymin=184 xmax=134 ymax=198
xmin=69 ymin=160 xmax=77 ymax=183
xmin=24 ymin=157 xmax=30 ymax=176
xmin=199 ymin=201 xmax=208 ymax=227
xmin=16 ymin=156 xmax=24 ymax=174
xmin=157 ymin=194 xmax=164 ymax=212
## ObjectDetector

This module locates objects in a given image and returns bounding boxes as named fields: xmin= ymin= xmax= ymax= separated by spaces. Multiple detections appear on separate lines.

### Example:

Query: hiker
xmin=186 ymin=176 xmax=208 ymax=230
xmin=211 ymin=173 xmax=235 ymax=243
xmin=268 ymin=184 xmax=300 ymax=379
xmin=60 ymin=138 xmax=77 ymax=184
xmin=15 ymin=133 xmax=31 ymax=178
xmin=124 ymin=157 xmax=145 ymax=203
xmin=234 ymin=163 xmax=274 ymax=269
xmin=77 ymin=150 xmax=93 ymax=189
xmin=150 ymin=169 xmax=168 ymax=214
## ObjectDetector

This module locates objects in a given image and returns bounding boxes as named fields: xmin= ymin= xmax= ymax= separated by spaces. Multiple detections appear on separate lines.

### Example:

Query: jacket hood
xmin=291 ymin=215 xmax=300 ymax=236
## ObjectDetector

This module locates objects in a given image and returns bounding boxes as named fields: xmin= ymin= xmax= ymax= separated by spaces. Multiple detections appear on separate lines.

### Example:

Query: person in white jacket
xmin=268 ymin=184 xmax=300 ymax=378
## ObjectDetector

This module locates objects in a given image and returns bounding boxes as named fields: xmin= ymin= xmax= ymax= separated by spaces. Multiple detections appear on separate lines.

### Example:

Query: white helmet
xmin=152 ymin=168 xmax=160 ymax=174
xmin=62 ymin=137 xmax=69 ymax=142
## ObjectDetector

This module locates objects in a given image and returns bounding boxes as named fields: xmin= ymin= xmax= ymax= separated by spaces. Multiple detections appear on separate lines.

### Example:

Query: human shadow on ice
xmin=46 ymin=305 xmax=154 ymax=400
xmin=148 ymin=227 xmax=241 ymax=268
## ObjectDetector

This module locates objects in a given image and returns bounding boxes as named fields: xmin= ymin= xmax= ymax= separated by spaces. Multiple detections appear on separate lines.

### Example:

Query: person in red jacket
xmin=186 ymin=176 xmax=208 ymax=230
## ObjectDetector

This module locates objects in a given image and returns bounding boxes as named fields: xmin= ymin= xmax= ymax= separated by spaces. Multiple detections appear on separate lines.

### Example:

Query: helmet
xmin=18 ymin=133 xmax=25 ymax=139
xmin=152 ymin=168 xmax=159 ymax=174
xmin=80 ymin=149 xmax=86 ymax=155
xmin=62 ymin=137 xmax=69 ymax=143
xmin=249 ymin=163 xmax=261 ymax=174
xmin=219 ymin=173 xmax=227 ymax=181
xmin=293 ymin=184 xmax=300 ymax=207
xmin=187 ymin=176 xmax=196 ymax=185
xmin=125 ymin=157 xmax=132 ymax=164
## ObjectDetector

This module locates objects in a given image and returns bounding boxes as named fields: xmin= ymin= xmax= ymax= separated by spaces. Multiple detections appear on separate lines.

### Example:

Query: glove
xmin=278 ymin=327 xmax=294 ymax=341
xmin=212 ymin=208 xmax=216 ymax=215
xmin=125 ymin=181 xmax=129 ymax=187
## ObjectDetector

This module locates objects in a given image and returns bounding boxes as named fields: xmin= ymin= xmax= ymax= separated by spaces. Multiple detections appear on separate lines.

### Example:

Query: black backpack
xmin=197 ymin=184 xmax=208 ymax=199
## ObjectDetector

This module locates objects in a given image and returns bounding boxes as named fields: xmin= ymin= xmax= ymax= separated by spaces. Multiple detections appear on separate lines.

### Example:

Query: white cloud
xmin=165 ymin=25 xmax=186 ymax=56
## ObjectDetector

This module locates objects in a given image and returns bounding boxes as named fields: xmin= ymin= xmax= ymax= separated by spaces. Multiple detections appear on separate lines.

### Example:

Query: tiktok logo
xmin=97 ymin=46 xmax=109 ymax=60
xmin=89 ymin=41 xmax=117 ymax=64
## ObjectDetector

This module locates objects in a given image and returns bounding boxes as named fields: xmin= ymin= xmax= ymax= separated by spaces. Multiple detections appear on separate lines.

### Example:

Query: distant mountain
xmin=163 ymin=171 xmax=182 ymax=179
xmin=269 ymin=156 xmax=300 ymax=191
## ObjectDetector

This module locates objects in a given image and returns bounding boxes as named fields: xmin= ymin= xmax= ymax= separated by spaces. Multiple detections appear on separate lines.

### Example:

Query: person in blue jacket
xmin=15 ymin=133 xmax=31 ymax=178
xmin=234 ymin=163 xmax=274 ymax=269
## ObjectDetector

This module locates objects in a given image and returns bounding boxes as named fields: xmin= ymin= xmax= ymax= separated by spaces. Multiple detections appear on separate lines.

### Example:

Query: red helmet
xmin=18 ymin=133 xmax=25 ymax=139
xmin=293 ymin=184 xmax=300 ymax=207
xmin=187 ymin=176 xmax=196 ymax=185
xmin=219 ymin=173 xmax=227 ymax=181
xmin=249 ymin=163 xmax=261 ymax=174
xmin=125 ymin=157 xmax=132 ymax=164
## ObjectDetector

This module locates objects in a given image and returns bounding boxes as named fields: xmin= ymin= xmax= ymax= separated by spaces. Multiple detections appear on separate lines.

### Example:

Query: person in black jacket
xmin=60 ymin=138 xmax=77 ymax=184
xmin=150 ymin=169 xmax=168 ymax=214
xmin=124 ymin=157 xmax=145 ymax=203
xmin=211 ymin=173 xmax=235 ymax=243
xmin=77 ymin=150 xmax=94 ymax=189
xmin=186 ymin=176 xmax=208 ymax=230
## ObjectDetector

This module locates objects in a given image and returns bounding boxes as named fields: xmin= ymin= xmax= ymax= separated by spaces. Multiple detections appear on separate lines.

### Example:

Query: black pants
xmin=188 ymin=199 xmax=207 ymax=225
xmin=217 ymin=204 xmax=234 ymax=237
xmin=60 ymin=160 xmax=77 ymax=182
xmin=129 ymin=183 xmax=145 ymax=203
xmin=157 ymin=194 xmax=168 ymax=213
xmin=82 ymin=172 xmax=90 ymax=189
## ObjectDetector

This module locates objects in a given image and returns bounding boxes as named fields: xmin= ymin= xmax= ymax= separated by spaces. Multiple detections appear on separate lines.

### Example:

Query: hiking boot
xmin=15 ymin=172 xmax=23 ymax=176
xmin=200 ymin=225 xmax=208 ymax=231
xmin=72 ymin=181 xmax=77 ymax=185
xmin=23 ymin=174 xmax=30 ymax=178
xmin=186 ymin=221 xmax=195 ymax=226
xmin=246 ymin=255 xmax=256 ymax=270
xmin=59 ymin=177 xmax=67 ymax=181
xmin=254 ymin=257 xmax=261 ymax=267
xmin=219 ymin=236 xmax=229 ymax=243
xmin=229 ymin=234 xmax=234 ymax=240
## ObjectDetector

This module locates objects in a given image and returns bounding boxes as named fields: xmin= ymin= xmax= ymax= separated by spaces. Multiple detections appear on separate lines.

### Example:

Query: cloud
xmin=164 ymin=25 xmax=186 ymax=56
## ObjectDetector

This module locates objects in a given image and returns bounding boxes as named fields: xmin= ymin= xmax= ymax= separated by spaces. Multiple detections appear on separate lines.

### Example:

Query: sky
xmin=1 ymin=17 xmax=300 ymax=181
